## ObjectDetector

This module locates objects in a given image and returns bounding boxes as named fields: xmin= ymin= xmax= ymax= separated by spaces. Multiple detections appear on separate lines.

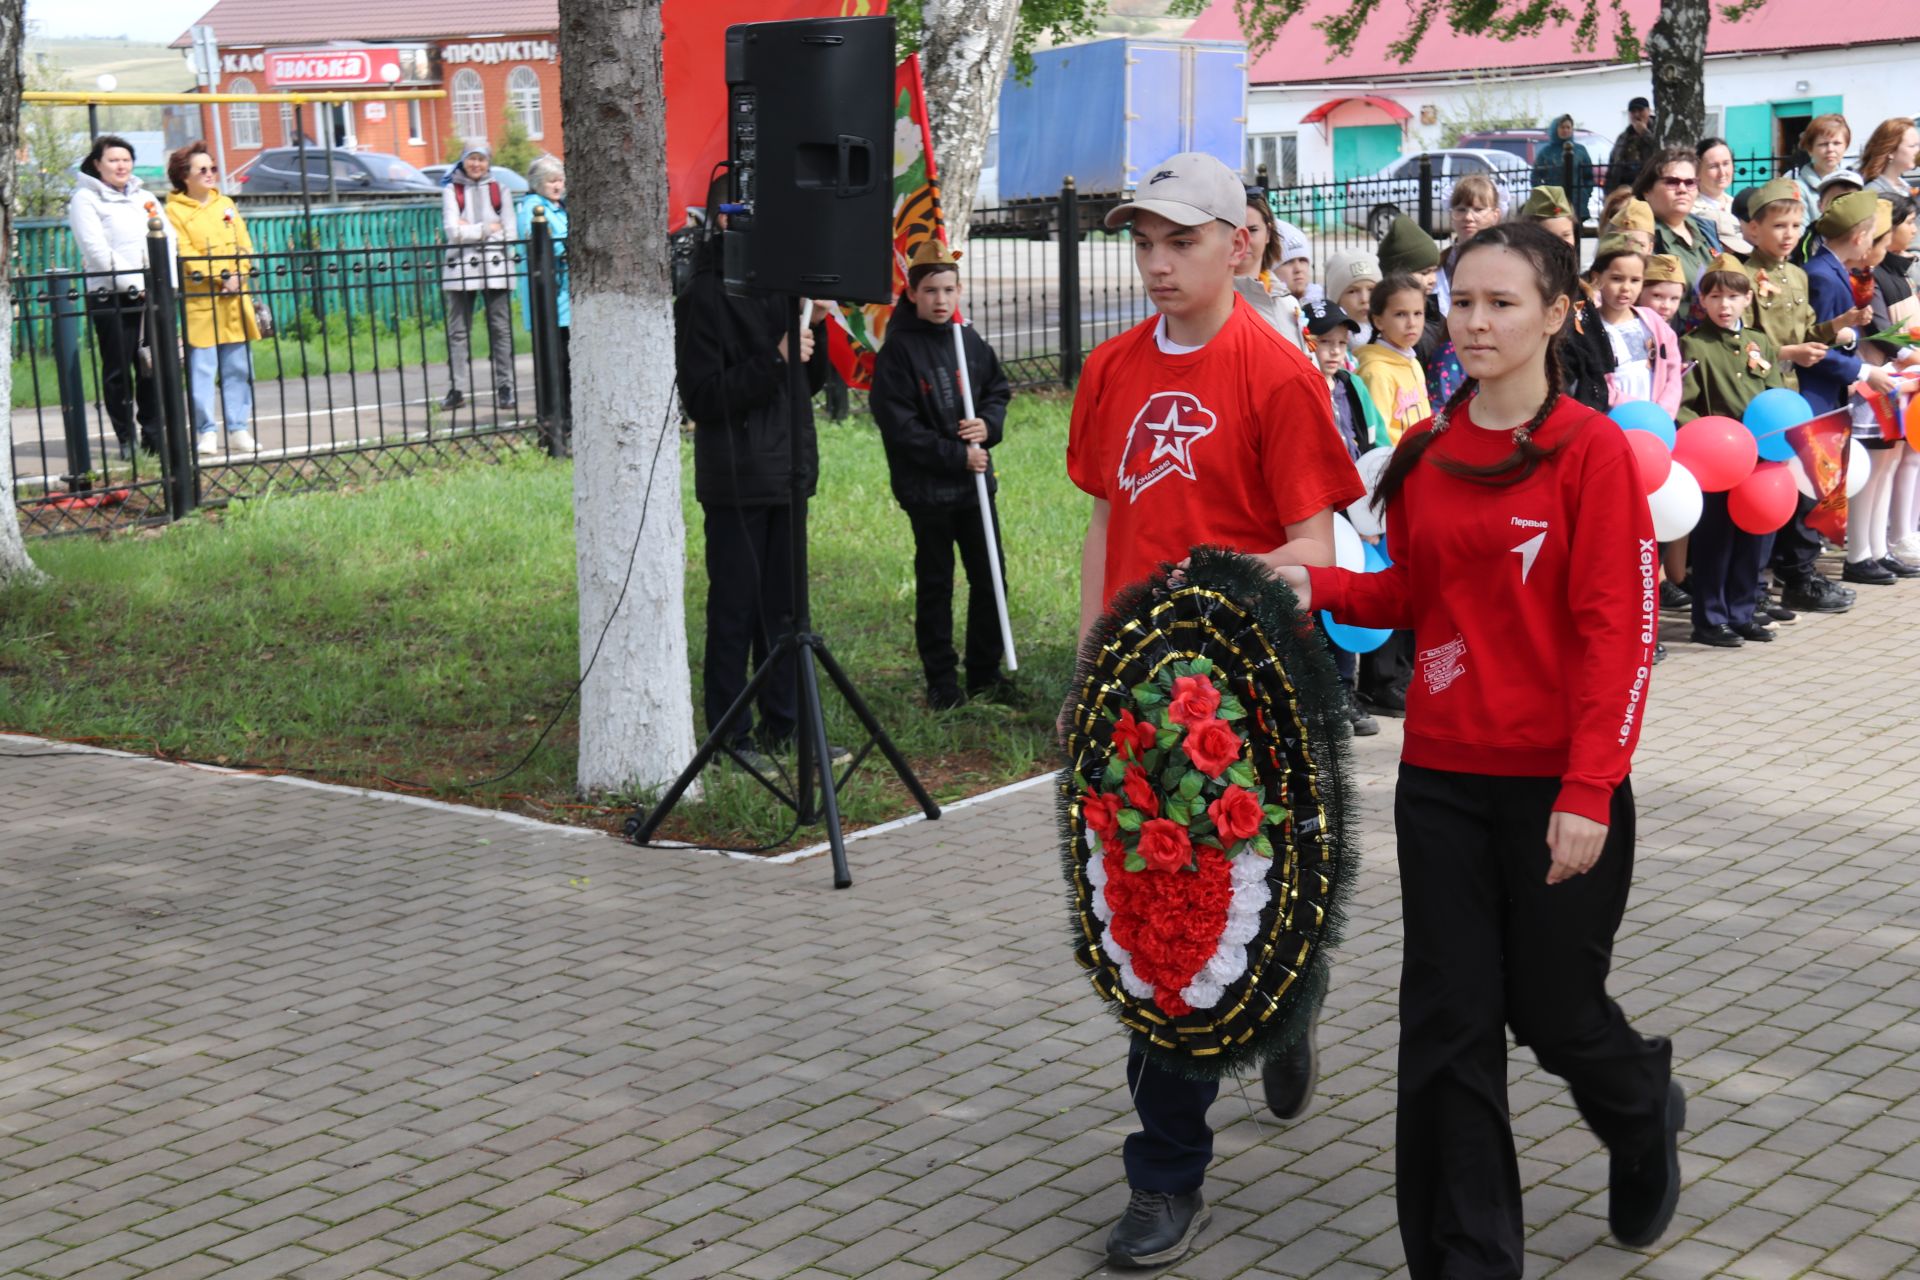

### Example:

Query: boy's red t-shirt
xmin=1067 ymin=296 xmax=1365 ymax=600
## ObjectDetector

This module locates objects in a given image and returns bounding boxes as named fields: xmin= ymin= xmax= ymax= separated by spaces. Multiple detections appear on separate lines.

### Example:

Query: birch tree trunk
xmin=918 ymin=0 xmax=1022 ymax=251
xmin=0 ymin=0 xmax=42 ymax=586
xmin=557 ymin=0 xmax=696 ymax=794
xmin=1648 ymin=0 xmax=1709 ymax=150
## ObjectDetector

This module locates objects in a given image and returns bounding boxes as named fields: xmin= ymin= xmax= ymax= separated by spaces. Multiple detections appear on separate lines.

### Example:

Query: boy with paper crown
xmin=870 ymin=238 xmax=1014 ymax=708
xmin=1679 ymin=251 xmax=1790 ymax=649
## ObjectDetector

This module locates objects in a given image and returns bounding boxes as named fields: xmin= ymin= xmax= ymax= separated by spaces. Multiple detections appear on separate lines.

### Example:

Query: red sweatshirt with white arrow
xmin=1309 ymin=396 xmax=1657 ymax=824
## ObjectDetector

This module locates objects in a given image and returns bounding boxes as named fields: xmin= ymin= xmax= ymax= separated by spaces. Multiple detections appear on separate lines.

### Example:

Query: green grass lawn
xmin=0 ymin=395 xmax=1084 ymax=848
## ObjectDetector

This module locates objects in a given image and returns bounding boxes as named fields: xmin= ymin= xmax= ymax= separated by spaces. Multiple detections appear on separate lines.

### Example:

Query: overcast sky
xmin=28 ymin=0 xmax=209 ymax=44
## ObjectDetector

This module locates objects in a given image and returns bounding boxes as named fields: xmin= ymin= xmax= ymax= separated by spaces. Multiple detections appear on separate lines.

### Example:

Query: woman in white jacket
xmin=440 ymin=145 xmax=518 ymax=412
xmin=67 ymin=134 xmax=176 ymax=458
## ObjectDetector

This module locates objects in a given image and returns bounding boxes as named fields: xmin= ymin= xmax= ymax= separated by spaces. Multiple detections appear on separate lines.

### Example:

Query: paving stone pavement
xmin=4 ymin=582 xmax=1920 ymax=1280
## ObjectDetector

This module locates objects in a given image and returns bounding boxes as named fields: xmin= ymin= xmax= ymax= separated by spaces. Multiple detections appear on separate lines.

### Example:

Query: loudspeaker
xmin=722 ymin=16 xmax=896 ymax=304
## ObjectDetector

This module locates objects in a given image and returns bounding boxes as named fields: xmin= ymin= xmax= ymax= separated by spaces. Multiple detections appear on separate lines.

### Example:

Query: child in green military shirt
xmin=1740 ymin=176 xmax=1846 ymax=391
xmin=1680 ymin=252 xmax=1789 ymax=650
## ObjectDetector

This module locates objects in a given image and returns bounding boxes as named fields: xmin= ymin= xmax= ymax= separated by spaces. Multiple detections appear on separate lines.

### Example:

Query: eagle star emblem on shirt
xmin=1117 ymin=391 xmax=1218 ymax=502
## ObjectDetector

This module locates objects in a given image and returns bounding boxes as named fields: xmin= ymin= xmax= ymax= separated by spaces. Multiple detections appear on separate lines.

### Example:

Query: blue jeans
xmin=187 ymin=342 xmax=254 ymax=436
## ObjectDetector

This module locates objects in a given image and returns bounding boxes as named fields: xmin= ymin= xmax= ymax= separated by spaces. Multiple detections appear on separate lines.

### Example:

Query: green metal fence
xmin=15 ymin=199 xmax=447 ymax=338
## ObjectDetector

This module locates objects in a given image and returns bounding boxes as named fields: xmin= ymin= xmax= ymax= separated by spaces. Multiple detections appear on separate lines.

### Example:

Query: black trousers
xmin=701 ymin=503 xmax=798 ymax=749
xmin=1395 ymin=764 xmax=1671 ymax=1280
xmin=1123 ymin=1034 xmax=1221 ymax=1194
xmin=88 ymin=297 xmax=161 ymax=451
xmin=1769 ymin=495 xmax=1824 ymax=585
xmin=1360 ymin=631 xmax=1412 ymax=703
xmin=1690 ymin=494 xmax=1775 ymax=630
xmin=906 ymin=502 xmax=1005 ymax=695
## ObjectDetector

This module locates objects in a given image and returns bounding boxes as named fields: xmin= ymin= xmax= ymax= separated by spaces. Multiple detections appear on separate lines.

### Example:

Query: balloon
xmin=1907 ymin=388 xmax=1920 ymax=450
xmin=1330 ymin=513 xmax=1367 ymax=572
xmin=1786 ymin=454 xmax=1817 ymax=499
xmin=1362 ymin=539 xmax=1392 ymax=571
xmin=1672 ymin=416 xmax=1758 ymax=492
xmin=1647 ymin=462 xmax=1704 ymax=540
xmin=1743 ymin=387 xmax=1813 ymax=463
xmin=1845 ymin=439 xmax=1870 ymax=499
xmin=1321 ymin=613 xmax=1390 ymax=654
xmin=1345 ymin=448 xmax=1395 ymax=538
xmin=1609 ymin=400 xmax=1677 ymax=449
xmin=1727 ymin=462 xmax=1798 ymax=534
xmin=1624 ymin=429 xmax=1673 ymax=495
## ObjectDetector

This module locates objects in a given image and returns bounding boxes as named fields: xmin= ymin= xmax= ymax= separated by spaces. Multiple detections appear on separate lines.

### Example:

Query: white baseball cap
xmin=1105 ymin=153 xmax=1246 ymax=229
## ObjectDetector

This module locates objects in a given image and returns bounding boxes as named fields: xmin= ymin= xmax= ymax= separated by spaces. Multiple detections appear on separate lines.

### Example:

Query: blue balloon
xmin=1744 ymin=387 xmax=1812 ymax=463
xmin=1363 ymin=539 xmax=1392 ymax=571
xmin=1321 ymin=612 xmax=1390 ymax=654
xmin=1609 ymin=400 xmax=1677 ymax=449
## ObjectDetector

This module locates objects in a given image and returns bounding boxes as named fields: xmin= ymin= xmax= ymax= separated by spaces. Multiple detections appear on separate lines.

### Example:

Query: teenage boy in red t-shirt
xmin=1067 ymin=151 xmax=1364 ymax=1269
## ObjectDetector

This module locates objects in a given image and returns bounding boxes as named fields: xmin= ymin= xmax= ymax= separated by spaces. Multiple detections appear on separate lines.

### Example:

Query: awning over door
xmin=1299 ymin=95 xmax=1412 ymax=126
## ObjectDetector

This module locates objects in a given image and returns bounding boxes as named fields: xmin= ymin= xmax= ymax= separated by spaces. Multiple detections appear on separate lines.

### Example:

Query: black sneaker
xmin=1105 ymin=1188 xmax=1209 ymax=1269
xmin=967 ymin=677 xmax=1020 ymax=706
xmin=1610 ymin=1079 xmax=1686 ymax=1248
xmin=1658 ymin=580 xmax=1692 ymax=611
xmin=1261 ymin=1025 xmax=1318 ymax=1120
xmin=761 ymin=736 xmax=854 ymax=768
xmin=1363 ymin=687 xmax=1406 ymax=717
xmin=928 ymin=684 xmax=966 ymax=711
xmin=1780 ymin=578 xmax=1852 ymax=613
xmin=727 ymin=743 xmax=777 ymax=777
xmin=1653 ymin=641 xmax=1668 ymax=664
xmin=1347 ymin=690 xmax=1379 ymax=738
xmin=440 ymin=388 xmax=465 ymax=410
xmin=1762 ymin=596 xmax=1796 ymax=623
xmin=496 ymin=383 xmax=517 ymax=411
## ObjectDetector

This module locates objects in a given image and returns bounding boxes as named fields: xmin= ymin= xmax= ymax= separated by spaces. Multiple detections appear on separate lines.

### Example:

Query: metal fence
xmin=11 ymin=211 xmax=569 ymax=538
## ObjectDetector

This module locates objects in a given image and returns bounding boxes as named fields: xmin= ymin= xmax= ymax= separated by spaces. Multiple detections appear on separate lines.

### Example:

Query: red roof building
xmin=172 ymin=0 xmax=564 ymax=173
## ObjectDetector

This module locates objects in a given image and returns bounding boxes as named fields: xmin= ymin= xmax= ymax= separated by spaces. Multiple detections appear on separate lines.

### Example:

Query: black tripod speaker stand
xmin=624 ymin=301 xmax=939 ymax=887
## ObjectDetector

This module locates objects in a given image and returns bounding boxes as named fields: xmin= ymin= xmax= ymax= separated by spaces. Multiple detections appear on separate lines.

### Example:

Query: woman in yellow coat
xmin=164 ymin=141 xmax=261 ymax=456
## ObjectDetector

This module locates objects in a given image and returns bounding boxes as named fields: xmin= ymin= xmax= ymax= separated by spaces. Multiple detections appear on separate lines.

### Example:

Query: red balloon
xmin=1623 ymin=429 xmax=1672 ymax=495
xmin=1672 ymin=415 xmax=1759 ymax=493
xmin=1728 ymin=461 xmax=1798 ymax=534
xmin=1906 ymin=386 xmax=1920 ymax=450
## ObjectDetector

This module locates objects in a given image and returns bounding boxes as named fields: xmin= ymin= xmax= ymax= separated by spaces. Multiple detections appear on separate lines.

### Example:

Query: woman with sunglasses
xmin=1633 ymin=146 xmax=1722 ymax=289
xmin=165 ymin=140 xmax=261 ymax=456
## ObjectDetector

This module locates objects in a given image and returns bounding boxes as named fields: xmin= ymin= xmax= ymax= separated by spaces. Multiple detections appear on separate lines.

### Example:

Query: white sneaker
xmin=1893 ymin=532 xmax=1920 ymax=562
xmin=227 ymin=430 xmax=259 ymax=454
xmin=196 ymin=433 xmax=220 ymax=458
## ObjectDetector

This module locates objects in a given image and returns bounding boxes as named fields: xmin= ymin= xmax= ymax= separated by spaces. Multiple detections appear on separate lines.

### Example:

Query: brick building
xmin=171 ymin=0 xmax=564 ymax=171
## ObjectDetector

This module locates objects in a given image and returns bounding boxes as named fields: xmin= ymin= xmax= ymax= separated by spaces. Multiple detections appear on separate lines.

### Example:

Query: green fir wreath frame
xmin=1057 ymin=545 xmax=1359 ymax=1079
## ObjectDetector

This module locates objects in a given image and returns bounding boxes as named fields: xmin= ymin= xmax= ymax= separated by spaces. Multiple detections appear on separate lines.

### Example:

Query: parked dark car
xmin=1458 ymin=128 xmax=1610 ymax=221
xmin=231 ymin=149 xmax=437 ymax=196
xmin=419 ymin=163 xmax=530 ymax=193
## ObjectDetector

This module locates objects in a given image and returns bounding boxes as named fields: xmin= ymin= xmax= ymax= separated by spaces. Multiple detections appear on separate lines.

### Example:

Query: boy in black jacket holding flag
xmin=871 ymin=240 xmax=1014 ymax=709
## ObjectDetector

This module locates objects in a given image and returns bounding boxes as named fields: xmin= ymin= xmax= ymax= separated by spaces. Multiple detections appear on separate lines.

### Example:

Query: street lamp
xmin=90 ymin=73 xmax=117 ymax=140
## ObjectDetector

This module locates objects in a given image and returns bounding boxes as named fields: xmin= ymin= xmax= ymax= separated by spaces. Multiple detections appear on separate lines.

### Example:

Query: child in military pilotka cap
xmin=1639 ymin=255 xmax=1688 ymax=329
xmin=1740 ymin=176 xmax=1846 ymax=392
xmin=1518 ymin=185 xmax=1578 ymax=247
xmin=1605 ymin=197 xmax=1657 ymax=256
xmin=1679 ymin=251 xmax=1790 ymax=650
xmin=869 ymin=238 xmax=1014 ymax=709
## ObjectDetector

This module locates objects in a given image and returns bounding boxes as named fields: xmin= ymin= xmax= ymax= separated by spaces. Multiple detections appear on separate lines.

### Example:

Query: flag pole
xmin=953 ymin=320 xmax=1018 ymax=673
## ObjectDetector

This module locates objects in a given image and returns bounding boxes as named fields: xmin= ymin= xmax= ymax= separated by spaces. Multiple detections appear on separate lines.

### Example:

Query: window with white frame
xmin=407 ymin=98 xmax=425 ymax=145
xmin=508 ymin=66 xmax=543 ymax=138
xmin=1245 ymin=133 xmax=1299 ymax=187
xmin=451 ymin=69 xmax=487 ymax=145
xmin=278 ymin=101 xmax=298 ymax=145
xmin=228 ymin=78 xmax=261 ymax=148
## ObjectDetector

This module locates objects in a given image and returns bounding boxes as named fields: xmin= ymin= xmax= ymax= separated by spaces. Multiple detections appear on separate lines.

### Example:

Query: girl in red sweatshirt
xmin=1279 ymin=222 xmax=1683 ymax=1280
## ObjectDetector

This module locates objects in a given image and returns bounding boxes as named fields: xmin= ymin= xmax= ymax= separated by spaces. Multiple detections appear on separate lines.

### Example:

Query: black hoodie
xmin=674 ymin=235 xmax=828 ymax=507
xmin=869 ymin=298 xmax=1012 ymax=511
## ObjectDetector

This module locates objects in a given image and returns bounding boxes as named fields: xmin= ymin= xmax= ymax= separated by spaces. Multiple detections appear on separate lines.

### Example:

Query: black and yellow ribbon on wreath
xmin=1058 ymin=546 xmax=1358 ymax=1078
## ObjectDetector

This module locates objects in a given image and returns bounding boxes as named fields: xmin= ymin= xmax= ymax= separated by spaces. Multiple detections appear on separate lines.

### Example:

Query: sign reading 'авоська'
xmin=264 ymin=46 xmax=407 ymax=89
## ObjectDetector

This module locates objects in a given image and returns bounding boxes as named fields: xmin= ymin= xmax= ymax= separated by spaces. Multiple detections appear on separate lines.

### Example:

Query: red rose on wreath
xmin=1181 ymin=717 xmax=1242 ymax=778
xmin=1167 ymin=673 xmax=1222 ymax=726
xmin=1137 ymin=818 xmax=1193 ymax=873
xmin=1122 ymin=765 xmax=1160 ymax=817
xmin=1083 ymin=791 xmax=1123 ymax=845
xmin=1111 ymin=708 xmax=1158 ymax=760
xmin=1207 ymin=784 xmax=1264 ymax=844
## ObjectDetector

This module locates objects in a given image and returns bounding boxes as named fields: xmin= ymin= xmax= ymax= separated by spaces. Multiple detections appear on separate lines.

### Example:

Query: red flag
xmin=822 ymin=55 xmax=949 ymax=391
xmin=1785 ymin=407 xmax=1853 ymax=542
xmin=1856 ymin=383 xmax=1905 ymax=443
xmin=662 ymin=1 xmax=886 ymax=234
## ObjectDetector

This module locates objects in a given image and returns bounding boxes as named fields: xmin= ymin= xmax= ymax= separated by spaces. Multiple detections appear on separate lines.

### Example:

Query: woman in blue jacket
xmin=517 ymin=155 xmax=570 ymax=433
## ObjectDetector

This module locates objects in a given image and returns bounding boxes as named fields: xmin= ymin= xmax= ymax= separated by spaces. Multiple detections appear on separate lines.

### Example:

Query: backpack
xmin=453 ymin=180 xmax=503 ymax=217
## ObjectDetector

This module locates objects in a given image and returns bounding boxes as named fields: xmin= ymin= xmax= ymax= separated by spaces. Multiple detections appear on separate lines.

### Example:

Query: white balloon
xmin=1330 ymin=512 xmax=1367 ymax=572
xmin=1786 ymin=453 xmax=1816 ymax=500
xmin=1647 ymin=461 xmax=1704 ymax=541
xmin=1345 ymin=448 xmax=1394 ymax=537
xmin=1845 ymin=439 xmax=1870 ymax=498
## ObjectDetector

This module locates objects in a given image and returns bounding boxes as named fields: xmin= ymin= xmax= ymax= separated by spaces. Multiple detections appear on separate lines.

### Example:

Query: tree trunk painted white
xmin=557 ymin=0 xmax=695 ymax=794
xmin=0 ymin=0 xmax=43 ymax=586
xmin=918 ymin=0 xmax=1022 ymax=252
xmin=1648 ymin=0 xmax=1710 ymax=150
